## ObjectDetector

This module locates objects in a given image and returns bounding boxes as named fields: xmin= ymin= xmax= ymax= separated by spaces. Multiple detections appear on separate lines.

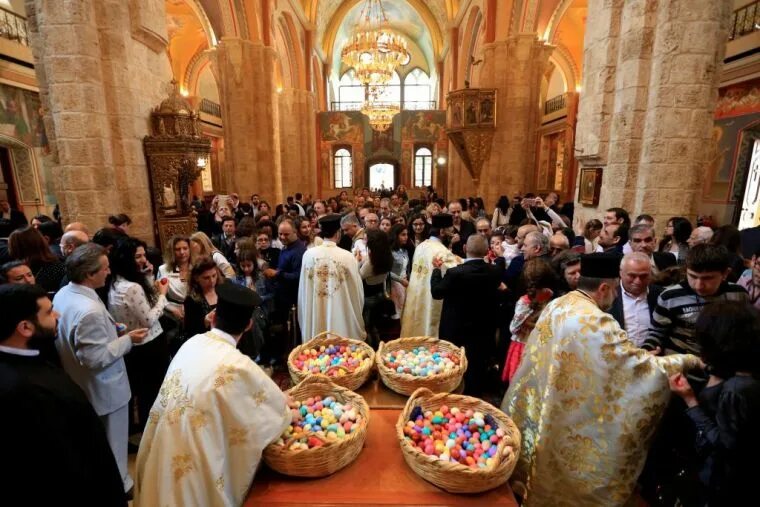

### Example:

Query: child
xmin=500 ymin=225 xmax=520 ymax=267
xmin=233 ymin=249 xmax=274 ymax=363
xmin=502 ymin=259 xmax=556 ymax=382
xmin=669 ymin=301 xmax=760 ymax=505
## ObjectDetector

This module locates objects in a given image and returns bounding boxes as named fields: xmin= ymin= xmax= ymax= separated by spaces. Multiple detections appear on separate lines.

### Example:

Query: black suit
xmin=607 ymin=284 xmax=664 ymax=332
xmin=0 ymin=208 xmax=28 ymax=232
xmin=450 ymin=220 xmax=475 ymax=257
xmin=431 ymin=259 xmax=502 ymax=394
xmin=212 ymin=233 xmax=237 ymax=265
xmin=653 ymin=251 xmax=677 ymax=271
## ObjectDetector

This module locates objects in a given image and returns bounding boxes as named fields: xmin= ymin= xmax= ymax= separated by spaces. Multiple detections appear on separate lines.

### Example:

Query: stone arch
xmin=274 ymin=22 xmax=293 ymax=88
xmin=459 ymin=5 xmax=484 ymax=89
xmin=543 ymin=0 xmax=573 ymax=41
xmin=197 ymin=0 xmax=238 ymax=38
xmin=281 ymin=12 xmax=306 ymax=90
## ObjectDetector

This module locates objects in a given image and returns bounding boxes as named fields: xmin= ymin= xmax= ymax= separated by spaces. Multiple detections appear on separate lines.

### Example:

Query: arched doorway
xmin=366 ymin=157 xmax=400 ymax=191
xmin=0 ymin=134 xmax=44 ymax=219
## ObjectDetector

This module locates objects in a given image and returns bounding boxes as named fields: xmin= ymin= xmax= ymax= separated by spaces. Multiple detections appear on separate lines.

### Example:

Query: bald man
xmin=65 ymin=222 xmax=90 ymax=235
xmin=431 ymin=235 xmax=503 ymax=395
xmin=60 ymin=230 xmax=89 ymax=258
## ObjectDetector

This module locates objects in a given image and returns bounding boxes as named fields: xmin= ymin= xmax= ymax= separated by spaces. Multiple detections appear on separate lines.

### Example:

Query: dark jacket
xmin=212 ymin=233 xmax=237 ymax=265
xmin=450 ymin=219 xmax=476 ymax=257
xmin=430 ymin=259 xmax=502 ymax=345
xmin=653 ymin=251 xmax=678 ymax=271
xmin=608 ymin=284 xmax=665 ymax=330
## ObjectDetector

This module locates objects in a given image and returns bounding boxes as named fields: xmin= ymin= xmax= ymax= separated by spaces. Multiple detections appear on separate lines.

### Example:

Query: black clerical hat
xmin=216 ymin=281 xmax=262 ymax=308
xmin=319 ymin=214 xmax=342 ymax=237
xmin=580 ymin=253 xmax=622 ymax=278
xmin=431 ymin=213 xmax=453 ymax=229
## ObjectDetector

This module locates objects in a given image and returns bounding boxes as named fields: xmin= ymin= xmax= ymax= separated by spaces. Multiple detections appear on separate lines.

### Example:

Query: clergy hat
xmin=216 ymin=281 xmax=262 ymax=309
xmin=319 ymin=214 xmax=342 ymax=237
xmin=580 ymin=253 xmax=622 ymax=278
xmin=431 ymin=213 xmax=453 ymax=229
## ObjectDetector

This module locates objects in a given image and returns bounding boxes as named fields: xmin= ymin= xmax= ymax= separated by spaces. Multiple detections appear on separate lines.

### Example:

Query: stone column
xmin=26 ymin=0 xmax=171 ymax=242
xmin=278 ymin=88 xmax=318 ymax=199
xmin=448 ymin=35 xmax=552 ymax=207
xmin=208 ymin=38 xmax=283 ymax=203
xmin=575 ymin=0 xmax=732 ymax=227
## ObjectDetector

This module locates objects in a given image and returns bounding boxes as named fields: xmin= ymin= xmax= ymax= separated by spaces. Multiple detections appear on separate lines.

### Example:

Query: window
xmin=414 ymin=146 xmax=432 ymax=187
xmin=370 ymin=71 xmax=401 ymax=107
xmin=404 ymin=68 xmax=432 ymax=110
xmin=338 ymin=70 xmax=364 ymax=109
xmin=334 ymin=148 xmax=353 ymax=188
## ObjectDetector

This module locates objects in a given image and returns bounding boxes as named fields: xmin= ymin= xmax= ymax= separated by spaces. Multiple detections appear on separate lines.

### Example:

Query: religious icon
xmin=479 ymin=96 xmax=494 ymax=124
xmin=451 ymin=101 xmax=462 ymax=127
xmin=162 ymin=183 xmax=177 ymax=209
xmin=579 ymin=168 xmax=602 ymax=206
xmin=465 ymin=99 xmax=478 ymax=125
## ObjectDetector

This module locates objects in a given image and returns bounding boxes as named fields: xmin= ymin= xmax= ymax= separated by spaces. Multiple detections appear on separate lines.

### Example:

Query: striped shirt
xmin=644 ymin=281 xmax=748 ymax=354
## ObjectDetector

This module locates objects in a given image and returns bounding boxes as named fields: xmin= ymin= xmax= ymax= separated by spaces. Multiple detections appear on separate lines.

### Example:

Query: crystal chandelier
xmin=361 ymin=85 xmax=399 ymax=131
xmin=341 ymin=0 xmax=410 ymax=86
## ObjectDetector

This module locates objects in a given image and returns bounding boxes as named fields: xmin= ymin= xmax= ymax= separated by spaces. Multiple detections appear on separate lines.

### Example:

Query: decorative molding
xmin=129 ymin=0 xmax=169 ymax=53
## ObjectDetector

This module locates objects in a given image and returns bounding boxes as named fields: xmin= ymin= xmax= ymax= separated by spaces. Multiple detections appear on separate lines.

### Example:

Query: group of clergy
xmin=1 ymin=210 xmax=704 ymax=507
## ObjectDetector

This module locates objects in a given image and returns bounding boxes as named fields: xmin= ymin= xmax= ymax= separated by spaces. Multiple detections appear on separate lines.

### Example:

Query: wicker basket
xmin=263 ymin=375 xmax=371 ymax=477
xmin=288 ymin=331 xmax=375 ymax=391
xmin=376 ymin=337 xmax=468 ymax=396
xmin=396 ymin=387 xmax=521 ymax=494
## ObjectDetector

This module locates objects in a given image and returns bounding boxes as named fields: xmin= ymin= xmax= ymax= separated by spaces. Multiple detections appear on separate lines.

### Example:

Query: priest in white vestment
xmin=135 ymin=283 xmax=290 ymax=507
xmin=298 ymin=214 xmax=366 ymax=342
xmin=400 ymin=213 xmax=461 ymax=337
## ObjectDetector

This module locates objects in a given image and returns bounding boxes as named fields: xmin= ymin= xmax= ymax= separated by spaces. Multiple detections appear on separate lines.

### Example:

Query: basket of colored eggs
xmin=288 ymin=331 xmax=375 ymax=391
xmin=376 ymin=336 xmax=468 ymax=396
xmin=396 ymin=387 xmax=521 ymax=493
xmin=263 ymin=374 xmax=371 ymax=477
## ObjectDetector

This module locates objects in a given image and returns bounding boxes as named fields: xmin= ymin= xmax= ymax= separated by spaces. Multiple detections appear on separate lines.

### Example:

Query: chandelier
xmin=361 ymin=85 xmax=399 ymax=131
xmin=341 ymin=0 xmax=410 ymax=86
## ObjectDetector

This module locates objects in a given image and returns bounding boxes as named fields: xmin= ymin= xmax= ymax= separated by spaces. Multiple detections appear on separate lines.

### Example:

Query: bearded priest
xmin=298 ymin=214 xmax=366 ymax=342
xmin=135 ymin=283 xmax=290 ymax=506
xmin=502 ymin=253 xmax=703 ymax=506
xmin=400 ymin=213 xmax=461 ymax=337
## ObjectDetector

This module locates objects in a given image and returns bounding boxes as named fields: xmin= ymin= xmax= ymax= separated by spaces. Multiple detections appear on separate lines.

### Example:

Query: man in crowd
xmin=0 ymin=284 xmax=127 ymax=506
xmin=0 ymin=260 xmax=35 ymax=285
xmin=60 ymin=229 xmax=89 ymax=258
xmin=379 ymin=198 xmax=392 ymax=218
xmin=628 ymin=223 xmax=676 ymax=275
xmin=298 ymin=215 xmax=365 ymax=342
xmin=54 ymin=244 xmax=149 ymax=496
xmin=213 ymin=215 xmax=237 ymax=263
xmin=644 ymin=244 xmax=748 ymax=355
xmin=401 ymin=214 xmax=460 ymax=337
xmin=364 ymin=212 xmax=380 ymax=230
xmin=687 ymin=226 xmax=714 ymax=248
xmin=603 ymin=207 xmax=631 ymax=228
xmin=65 ymin=221 xmax=90 ymax=235
xmin=448 ymin=200 xmax=475 ymax=257
xmin=475 ymin=217 xmax=491 ymax=238
xmin=340 ymin=213 xmax=367 ymax=257
xmin=502 ymin=253 xmax=702 ymax=506
xmin=521 ymin=231 xmax=550 ymax=262
xmin=597 ymin=222 xmax=628 ymax=254
xmin=549 ymin=232 xmax=570 ymax=257
xmin=431 ymin=234 xmax=502 ymax=394
xmin=135 ymin=283 xmax=289 ymax=506
xmin=0 ymin=198 xmax=27 ymax=231
xmin=608 ymin=252 xmax=664 ymax=348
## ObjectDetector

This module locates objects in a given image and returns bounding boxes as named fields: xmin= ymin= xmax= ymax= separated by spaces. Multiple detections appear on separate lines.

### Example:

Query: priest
xmin=135 ymin=283 xmax=290 ymax=506
xmin=0 ymin=284 xmax=126 ymax=506
xmin=400 ymin=213 xmax=461 ymax=337
xmin=298 ymin=214 xmax=366 ymax=342
xmin=501 ymin=253 xmax=703 ymax=506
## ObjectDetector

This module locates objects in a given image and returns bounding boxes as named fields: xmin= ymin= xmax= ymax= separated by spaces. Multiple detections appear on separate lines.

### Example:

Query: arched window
xmin=334 ymin=147 xmax=353 ymax=188
xmin=414 ymin=146 xmax=432 ymax=187
xmin=404 ymin=68 xmax=432 ymax=110
xmin=338 ymin=70 xmax=364 ymax=110
xmin=370 ymin=71 xmax=401 ymax=107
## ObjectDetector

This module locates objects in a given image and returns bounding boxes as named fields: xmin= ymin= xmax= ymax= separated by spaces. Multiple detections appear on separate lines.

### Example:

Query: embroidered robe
xmin=400 ymin=238 xmax=460 ymax=337
xmin=298 ymin=240 xmax=366 ymax=342
xmin=134 ymin=330 xmax=290 ymax=507
xmin=501 ymin=291 xmax=701 ymax=506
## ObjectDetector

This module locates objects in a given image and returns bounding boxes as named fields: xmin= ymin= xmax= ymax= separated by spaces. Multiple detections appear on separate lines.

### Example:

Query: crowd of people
xmin=1 ymin=187 xmax=759 ymax=506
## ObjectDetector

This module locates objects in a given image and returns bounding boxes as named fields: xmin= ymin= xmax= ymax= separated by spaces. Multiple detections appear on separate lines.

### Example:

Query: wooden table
xmin=246 ymin=405 xmax=518 ymax=506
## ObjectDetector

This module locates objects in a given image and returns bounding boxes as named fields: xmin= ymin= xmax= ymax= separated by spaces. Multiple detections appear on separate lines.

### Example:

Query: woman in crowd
xmin=737 ymin=247 xmax=760 ymax=310
xmin=30 ymin=214 xmax=52 ymax=229
xmin=711 ymin=224 xmax=745 ymax=283
xmin=389 ymin=223 xmax=414 ymax=321
xmin=379 ymin=216 xmax=393 ymax=234
xmin=408 ymin=213 xmax=430 ymax=247
xmin=8 ymin=226 xmax=65 ymax=293
xmin=183 ymin=257 xmax=223 ymax=338
xmin=189 ymin=231 xmax=235 ymax=279
xmin=108 ymin=237 xmax=169 ymax=431
xmin=255 ymin=229 xmax=280 ymax=267
xmin=358 ymin=229 xmax=394 ymax=348
xmin=659 ymin=216 xmax=692 ymax=262
xmin=295 ymin=216 xmax=314 ymax=248
xmin=107 ymin=213 xmax=132 ymax=236
xmin=552 ymin=250 xmax=582 ymax=296
xmin=396 ymin=184 xmax=409 ymax=202
xmin=157 ymin=235 xmax=194 ymax=324
xmin=583 ymin=219 xmax=603 ymax=253
xmin=236 ymin=216 xmax=256 ymax=239
xmin=491 ymin=195 xmax=512 ymax=229
xmin=327 ymin=197 xmax=339 ymax=213
xmin=669 ymin=301 xmax=760 ymax=506
xmin=257 ymin=200 xmax=271 ymax=217
xmin=425 ymin=202 xmax=442 ymax=222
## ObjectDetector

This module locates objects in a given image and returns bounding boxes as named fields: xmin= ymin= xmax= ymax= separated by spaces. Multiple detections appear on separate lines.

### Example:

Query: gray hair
xmin=694 ymin=226 xmax=714 ymax=242
xmin=629 ymin=223 xmax=654 ymax=237
xmin=66 ymin=243 xmax=106 ymax=283
xmin=621 ymin=251 xmax=651 ymax=269
xmin=466 ymin=234 xmax=489 ymax=258
xmin=61 ymin=230 xmax=89 ymax=248
xmin=525 ymin=231 xmax=549 ymax=254
xmin=340 ymin=213 xmax=360 ymax=226
xmin=475 ymin=217 xmax=490 ymax=229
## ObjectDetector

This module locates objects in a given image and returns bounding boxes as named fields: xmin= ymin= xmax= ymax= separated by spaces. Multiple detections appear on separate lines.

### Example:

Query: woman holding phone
xmin=108 ymin=237 xmax=168 ymax=431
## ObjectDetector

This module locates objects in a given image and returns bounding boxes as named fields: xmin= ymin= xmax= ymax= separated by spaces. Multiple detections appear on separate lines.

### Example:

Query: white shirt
xmin=108 ymin=276 xmax=168 ymax=343
xmin=0 ymin=344 xmax=39 ymax=356
xmin=621 ymin=283 xmax=650 ymax=347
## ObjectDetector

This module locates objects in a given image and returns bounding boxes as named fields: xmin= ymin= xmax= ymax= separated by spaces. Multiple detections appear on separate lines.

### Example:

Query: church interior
xmin=2 ymin=1 xmax=760 ymax=506
xmin=0 ymin=0 xmax=756 ymax=240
